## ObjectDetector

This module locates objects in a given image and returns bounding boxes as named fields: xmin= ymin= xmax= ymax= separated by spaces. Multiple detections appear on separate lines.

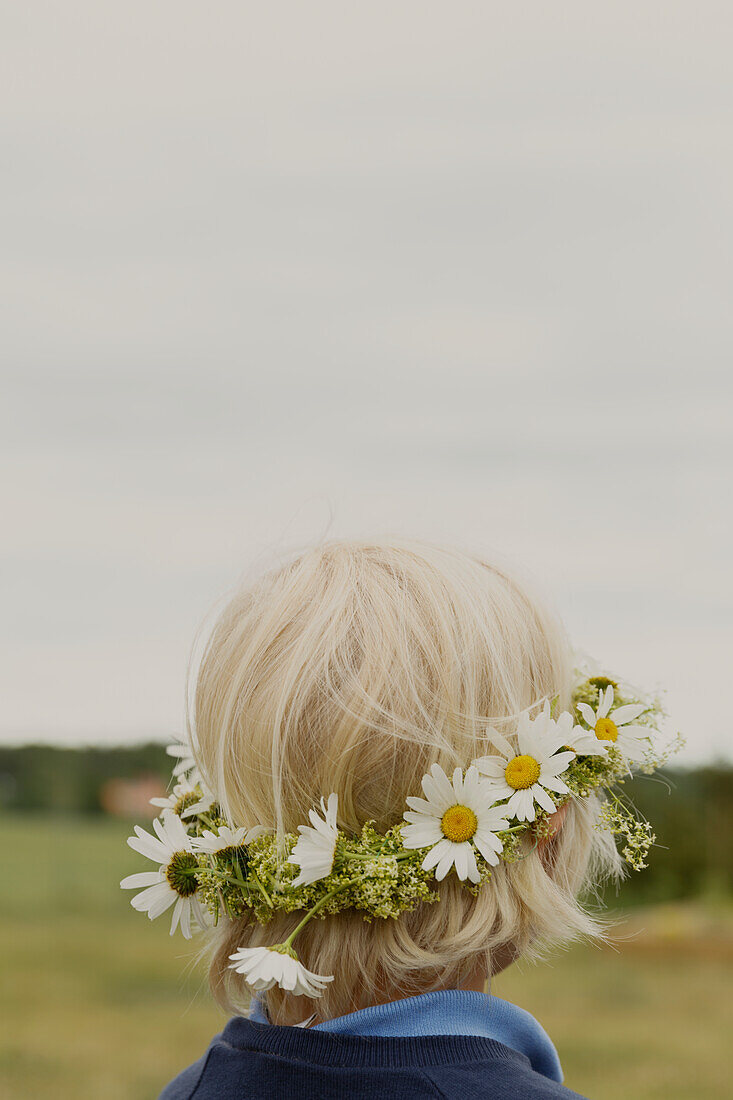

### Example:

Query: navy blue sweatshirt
xmin=160 ymin=990 xmax=589 ymax=1098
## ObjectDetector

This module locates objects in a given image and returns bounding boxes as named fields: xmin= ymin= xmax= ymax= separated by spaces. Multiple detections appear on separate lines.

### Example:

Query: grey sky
xmin=2 ymin=3 xmax=731 ymax=760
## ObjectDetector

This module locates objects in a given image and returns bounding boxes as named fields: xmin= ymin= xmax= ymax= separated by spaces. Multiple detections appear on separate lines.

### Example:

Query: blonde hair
xmin=190 ymin=540 xmax=621 ymax=1024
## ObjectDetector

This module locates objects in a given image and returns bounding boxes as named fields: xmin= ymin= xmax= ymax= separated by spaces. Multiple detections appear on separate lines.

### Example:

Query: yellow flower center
xmin=505 ymin=754 xmax=541 ymax=790
xmin=441 ymin=804 xmax=478 ymax=843
xmin=595 ymin=717 xmax=619 ymax=742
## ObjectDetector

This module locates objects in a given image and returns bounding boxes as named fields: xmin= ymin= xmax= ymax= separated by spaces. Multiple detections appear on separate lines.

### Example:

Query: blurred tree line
xmin=601 ymin=764 xmax=733 ymax=905
xmin=0 ymin=745 xmax=731 ymax=904
xmin=0 ymin=743 xmax=169 ymax=815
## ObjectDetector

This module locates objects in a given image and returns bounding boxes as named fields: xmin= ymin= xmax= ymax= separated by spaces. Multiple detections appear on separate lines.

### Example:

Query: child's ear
xmin=539 ymin=801 xmax=570 ymax=845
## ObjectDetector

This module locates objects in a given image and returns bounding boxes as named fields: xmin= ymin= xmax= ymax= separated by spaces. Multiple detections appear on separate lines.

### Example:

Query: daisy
xmin=288 ymin=792 xmax=339 ymax=887
xmin=576 ymin=685 xmax=651 ymax=767
xmin=193 ymin=824 xmax=271 ymax=855
xmin=179 ymin=774 xmax=218 ymax=819
xmin=120 ymin=811 xmax=206 ymax=938
xmin=181 ymin=785 xmax=216 ymax=819
xmin=473 ymin=709 xmax=575 ymax=823
xmin=553 ymin=708 xmax=608 ymax=758
xmin=150 ymin=781 xmax=203 ymax=818
xmin=166 ymin=737 xmax=202 ymax=786
xmin=229 ymin=945 xmax=334 ymax=997
xmin=401 ymin=764 xmax=510 ymax=884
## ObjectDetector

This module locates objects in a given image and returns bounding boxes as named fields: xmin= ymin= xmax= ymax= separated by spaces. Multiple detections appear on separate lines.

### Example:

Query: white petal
xmin=465 ymin=845 xmax=481 ymax=883
xmin=576 ymin=702 xmax=597 ymax=726
xmin=230 ymin=946 xmax=261 ymax=966
xmin=178 ymin=900 xmax=193 ymax=940
xmin=120 ymin=871 xmax=162 ymax=890
xmin=473 ymin=827 xmax=501 ymax=849
xmin=422 ymin=765 xmax=456 ymax=811
xmin=610 ymin=704 xmax=646 ymax=725
xmin=275 ymin=957 xmax=296 ymax=992
xmin=130 ymin=880 xmax=175 ymax=918
xmin=472 ymin=756 xmax=506 ymax=779
xmin=505 ymin=790 xmax=523 ymax=821
xmin=127 ymin=830 xmax=168 ymax=865
xmin=402 ymin=810 xmax=434 ymax=825
xmin=229 ymin=947 xmax=262 ymax=972
xmin=478 ymin=806 xmax=511 ymax=832
xmin=181 ymin=795 xmax=215 ymax=819
xmin=405 ymin=795 xmax=438 ymax=814
xmin=555 ymin=711 xmax=575 ymax=736
xmin=461 ymin=766 xmax=485 ymax=807
xmin=616 ymin=734 xmax=649 ymax=762
xmin=533 ymin=785 xmax=557 ymax=814
xmin=598 ymin=686 xmax=614 ymax=718
xmin=569 ymin=734 xmax=606 ymax=756
xmin=453 ymin=843 xmax=469 ymax=880
xmin=435 ymin=846 xmax=458 ymax=881
xmin=516 ymin=724 xmax=532 ymax=756
xmin=402 ymin=820 xmax=443 ymax=846
xmin=324 ymin=792 xmax=338 ymax=828
xmin=464 ymin=763 xmax=481 ymax=786
xmin=473 ymin=833 xmax=501 ymax=866
xmin=291 ymin=868 xmax=327 ymax=888
xmin=480 ymin=782 xmax=514 ymax=802
xmin=616 ymin=723 xmax=652 ymax=739
xmin=485 ymin=729 xmax=514 ymax=760
xmin=161 ymin=812 xmax=192 ymax=851
xmin=421 ymin=838 xmax=452 ymax=871
xmin=544 ymin=751 xmax=575 ymax=776
xmin=169 ymin=895 xmax=184 ymax=936
xmin=287 ymin=957 xmax=335 ymax=996
xmin=541 ymin=775 xmax=570 ymax=794
xmin=510 ymin=789 xmax=536 ymax=823
xmin=191 ymin=895 xmax=208 ymax=931
xmin=151 ymin=817 xmax=170 ymax=843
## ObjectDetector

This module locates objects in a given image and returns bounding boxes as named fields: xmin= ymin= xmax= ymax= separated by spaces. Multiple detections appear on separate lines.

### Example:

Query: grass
xmin=1 ymin=815 xmax=731 ymax=1099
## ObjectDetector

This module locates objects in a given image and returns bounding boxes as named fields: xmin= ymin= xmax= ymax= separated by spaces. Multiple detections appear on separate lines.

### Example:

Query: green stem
xmin=252 ymin=873 xmax=272 ymax=907
xmin=242 ymin=862 xmax=272 ymax=907
xmin=284 ymin=876 xmax=362 ymax=948
xmin=203 ymin=864 xmax=255 ymax=891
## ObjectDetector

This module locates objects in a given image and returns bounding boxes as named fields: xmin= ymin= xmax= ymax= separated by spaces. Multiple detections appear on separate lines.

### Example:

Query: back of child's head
xmin=191 ymin=540 xmax=621 ymax=1024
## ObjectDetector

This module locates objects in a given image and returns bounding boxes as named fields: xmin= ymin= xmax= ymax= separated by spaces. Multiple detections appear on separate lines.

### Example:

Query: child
xmin=124 ymin=540 xmax=673 ymax=1098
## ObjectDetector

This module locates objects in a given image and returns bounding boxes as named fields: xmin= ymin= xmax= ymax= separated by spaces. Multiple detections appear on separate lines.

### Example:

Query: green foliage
xmin=3 ymin=742 xmax=732 ymax=907
xmin=0 ymin=743 xmax=169 ymax=814
xmin=602 ymin=763 xmax=733 ymax=904
xmin=197 ymin=821 xmax=440 ymax=930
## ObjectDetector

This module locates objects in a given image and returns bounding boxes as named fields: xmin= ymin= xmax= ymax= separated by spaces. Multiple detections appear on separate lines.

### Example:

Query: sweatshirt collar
xmin=249 ymin=988 xmax=563 ymax=1083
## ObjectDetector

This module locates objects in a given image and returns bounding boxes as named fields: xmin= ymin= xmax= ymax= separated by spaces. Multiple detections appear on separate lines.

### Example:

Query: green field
xmin=1 ymin=816 xmax=731 ymax=1099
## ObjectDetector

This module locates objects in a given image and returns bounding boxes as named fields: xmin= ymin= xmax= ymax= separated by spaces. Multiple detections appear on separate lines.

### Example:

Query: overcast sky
xmin=2 ymin=2 xmax=731 ymax=762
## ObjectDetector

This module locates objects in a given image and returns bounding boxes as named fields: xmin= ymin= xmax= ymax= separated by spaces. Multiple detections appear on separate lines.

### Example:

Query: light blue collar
xmin=249 ymin=988 xmax=563 ymax=1083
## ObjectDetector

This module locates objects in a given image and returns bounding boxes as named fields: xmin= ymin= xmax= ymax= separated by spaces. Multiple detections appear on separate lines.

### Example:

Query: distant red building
xmin=100 ymin=774 xmax=166 ymax=818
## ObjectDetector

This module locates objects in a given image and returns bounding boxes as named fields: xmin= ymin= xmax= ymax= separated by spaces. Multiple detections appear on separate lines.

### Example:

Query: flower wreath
xmin=121 ymin=665 xmax=683 ymax=998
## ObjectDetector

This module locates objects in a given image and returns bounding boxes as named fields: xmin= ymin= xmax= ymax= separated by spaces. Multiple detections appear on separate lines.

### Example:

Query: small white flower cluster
xmin=121 ymin=678 xmax=679 ymax=999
